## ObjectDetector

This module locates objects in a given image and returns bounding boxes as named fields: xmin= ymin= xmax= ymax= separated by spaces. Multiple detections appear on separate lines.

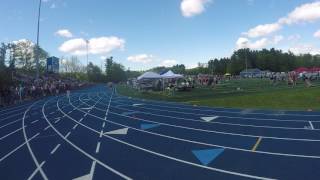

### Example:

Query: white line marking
xmin=42 ymin=99 xmax=132 ymax=180
xmin=113 ymin=105 xmax=320 ymax=139
xmin=65 ymin=132 xmax=71 ymax=138
xmin=95 ymin=142 xmax=101 ymax=153
xmin=99 ymin=130 xmax=103 ymax=138
xmin=0 ymin=112 xmax=24 ymax=122
xmin=79 ymin=118 xmax=84 ymax=121
xmin=116 ymin=100 xmax=317 ymax=123
xmin=50 ymin=112 xmax=55 ymax=115
xmin=27 ymin=161 xmax=46 ymax=180
xmin=44 ymin=125 xmax=50 ymax=131
xmin=78 ymin=97 xmax=320 ymax=158
xmin=0 ymin=119 xmax=22 ymax=129
xmin=72 ymin=124 xmax=79 ymax=130
xmin=102 ymin=122 xmax=106 ymax=128
xmin=84 ymin=114 xmax=88 ymax=117
xmin=31 ymin=120 xmax=39 ymax=124
xmin=0 ymin=133 xmax=39 ymax=162
xmin=67 ymin=98 xmax=275 ymax=180
xmin=23 ymin=101 xmax=48 ymax=180
xmin=54 ymin=119 xmax=61 ymax=124
xmin=50 ymin=144 xmax=61 ymax=155
xmin=0 ymin=127 xmax=23 ymax=141
xmin=309 ymin=121 xmax=314 ymax=130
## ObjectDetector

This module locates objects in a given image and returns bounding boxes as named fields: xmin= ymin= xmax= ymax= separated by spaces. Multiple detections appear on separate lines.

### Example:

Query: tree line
xmin=148 ymin=48 xmax=320 ymax=76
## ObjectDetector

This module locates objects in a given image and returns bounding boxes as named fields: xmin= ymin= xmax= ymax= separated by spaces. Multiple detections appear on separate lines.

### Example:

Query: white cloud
xmin=180 ymin=0 xmax=211 ymax=17
xmin=127 ymin=54 xmax=154 ymax=64
xmin=244 ymin=23 xmax=281 ymax=38
xmin=249 ymin=38 xmax=269 ymax=49
xmin=236 ymin=37 xmax=250 ymax=49
xmin=243 ymin=2 xmax=320 ymax=39
xmin=236 ymin=35 xmax=283 ymax=49
xmin=278 ymin=1 xmax=320 ymax=25
xmin=289 ymin=44 xmax=320 ymax=55
xmin=59 ymin=36 xmax=125 ymax=56
xmin=314 ymin=30 xmax=320 ymax=38
xmin=160 ymin=59 xmax=178 ymax=67
xmin=55 ymin=29 xmax=73 ymax=38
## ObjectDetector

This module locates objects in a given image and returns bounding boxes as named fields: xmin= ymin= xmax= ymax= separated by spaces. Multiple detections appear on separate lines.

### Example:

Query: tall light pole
xmin=35 ymin=0 xmax=42 ymax=79
xmin=85 ymin=39 xmax=89 ymax=74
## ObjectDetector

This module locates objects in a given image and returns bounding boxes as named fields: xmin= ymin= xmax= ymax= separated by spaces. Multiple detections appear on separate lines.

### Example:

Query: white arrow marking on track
xmin=201 ymin=116 xmax=219 ymax=122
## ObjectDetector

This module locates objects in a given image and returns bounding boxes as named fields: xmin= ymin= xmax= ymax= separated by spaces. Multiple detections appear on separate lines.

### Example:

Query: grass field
xmin=117 ymin=79 xmax=320 ymax=111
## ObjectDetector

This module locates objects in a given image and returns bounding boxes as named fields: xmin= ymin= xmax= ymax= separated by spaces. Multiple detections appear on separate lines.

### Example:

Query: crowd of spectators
xmin=0 ymin=73 xmax=89 ymax=107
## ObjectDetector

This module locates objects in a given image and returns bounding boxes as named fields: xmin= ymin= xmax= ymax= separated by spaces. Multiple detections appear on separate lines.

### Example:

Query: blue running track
xmin=1 ymin=85 xmax=320 ymax=180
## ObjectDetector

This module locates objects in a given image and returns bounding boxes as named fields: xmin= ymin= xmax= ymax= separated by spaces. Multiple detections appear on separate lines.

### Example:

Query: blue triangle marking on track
xmin=192 ymin=148 xmax=224 ymax=166
xmin=140 ymin=123 xmax=160 ymax=130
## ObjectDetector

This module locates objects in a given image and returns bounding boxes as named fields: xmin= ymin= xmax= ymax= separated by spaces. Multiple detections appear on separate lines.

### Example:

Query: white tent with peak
xmin=161 ymin=70 xmax=183 ymax=79
xmin=137 ymin=72 xmax=161 ymax=80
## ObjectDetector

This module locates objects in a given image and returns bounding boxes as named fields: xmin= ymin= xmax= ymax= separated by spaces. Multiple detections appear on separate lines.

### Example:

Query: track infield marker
xmin=252 ymin=137 xmax=262 ymax=152
xmin=201 ymin=116 xmax=219 ymax=122
xmin=309 ymin=121 xmax=314 ymax=130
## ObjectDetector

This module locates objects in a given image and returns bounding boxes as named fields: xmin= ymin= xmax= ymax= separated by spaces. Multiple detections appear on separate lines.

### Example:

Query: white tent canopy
xmin=161 ymin=70 xmax=183 ymax=79
xmin=137 ymin=72 xmax=161 ymax=80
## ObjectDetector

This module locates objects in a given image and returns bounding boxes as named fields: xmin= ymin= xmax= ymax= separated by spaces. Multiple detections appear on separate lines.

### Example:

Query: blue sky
xmin=1 ymin=0 xmax=320 ymax=70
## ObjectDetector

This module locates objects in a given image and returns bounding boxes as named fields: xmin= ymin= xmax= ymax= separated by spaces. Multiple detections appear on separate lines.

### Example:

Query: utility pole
xmin=35 ymin=0 xmax=42 ymax=79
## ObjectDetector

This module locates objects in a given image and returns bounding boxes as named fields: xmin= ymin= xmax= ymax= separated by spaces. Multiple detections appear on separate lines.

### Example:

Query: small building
xmin=240 ymin=68 xmax=262 ymax=78
xmin=47 ymin=56 xmax=59 ymax=73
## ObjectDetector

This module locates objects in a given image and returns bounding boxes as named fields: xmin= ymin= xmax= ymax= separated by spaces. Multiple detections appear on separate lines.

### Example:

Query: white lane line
xmin=0 ymin=133 xmax=39 ymax=162
xmin=116 ymin=102 xmax=307 ymax=130
xmin=72 ymin=124 xmax=79 ymax=130
xmin=44 ymin=125 xmax=50 ymax=131
xmin=68 ymin=110 xmax=72 ymax=114
xmin=99 ymin=130 xmax=103 ymax=138
xmin=27 ymin=161 xmax=46 ymax=180
xmin=84 ymin=113 xmax=88 ymax=117
xmin=0 ymin=127 xmax=24 ymax=141
xmin=43 ymin=98 xmax=132 ymax=180
xmin=54 ymin=119 xmax=61 ymax=124
xmin=102 ymin=122 xmax=106 ymax=128
xmin=111 ymin=106 xmax=320 ymax=141
xmin=0 ymin=112 xmax=24 ymax=122
xmin=115 ymin=100 xmax=317 ymax=123
xmin=23 ymin=100 xmax=49 ymax=180
xmin=65 ymin=132 xmax=71 ymax=138
xmin=50 ymin=112 xmax=55 ymax=115
xmin=31 ymin=120 xmax=39 ymax=124
xmin=0 ymin=103 xmax=31 ymax=114
xmin=0 ymin=119 xmax=22 ymax=129
xmin=68 ymin=98 xmax=274 ymax=180
xmin=95 ymin=142 xmax=101 ymax=154
xmin=81 ymin=96 xmax=320 ymax=159
xmin=309 ymin=121 xmax=315 ymax=130
xmin=79 ymin=117 xmax=84 ymax=122
xmin=50 ymin=144 xmax=61 ymax=155
xmin=90 ymin=161 xmax=97 ymax=179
